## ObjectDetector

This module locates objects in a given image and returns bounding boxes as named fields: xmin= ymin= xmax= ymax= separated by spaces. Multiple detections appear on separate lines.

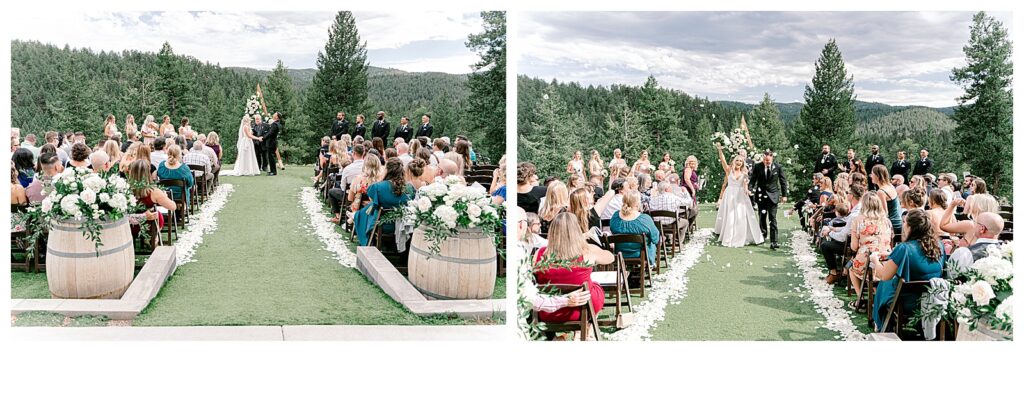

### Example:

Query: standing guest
xmin=371 ymin=111 xmax=390 ymax=143
xmin=103 ymin=114 xmax=120 ymax=138
xmin=124 ymin=115 xmax=138 ymax=142
xmin=814 ymin=144 xmax=839 ymax=180
xmin=394 ymin=116 xmax=414 ymax=144
xmin=159 ymin=115 xmax=175 ymax=137
xmin=890 ymin=150 xmax=911 ymax=180
xmin=157 ymin=145 xmax=195 ymax=209
xmin=588 ymin=150 xmax=605 ymax=185
xmin=868 ymin=209 xmax=944 ymax=330
xmin=539 ymin=180 xmax=569 ymax=233
xmin=206 ymin=132 xmax=223 ymax=164
xmin=848 ymin=192 xmax=894 ymax=302
xmin=610 ymin=190 xmax=660 ymax=267
xmin=607 ymin=148 xmax=628 ymax=185
xmin=892 ymin=175 xmax=909 ymax=197
xmin=26 ymin=152 xmax=60 ymax=203
xmin=533 ymin=212 xmax=615 ymax=325
xmin=353 ymin=158 xmax=413 ymax=246
xmin=517 ymin=162 xmax=548 ymax=214
xmin=21 ymin=133 xmax=41 ymax=160
xmin=864 ymin=145 xmax=885 ymax=190
xmin=416 ymin=114 xmax=434 ymax=139
xmin=331 ymin=112 xmax=349 ymax=140
xmin=45 ymin=131 xmax=70 ymax=165
xmin=12 ymin=148 xmax=36 ymax=188
xmin=353 ymin=114 xmax=367 ymax=138
xmin=913 ymin=149 xmax=933 ymax=176
xmin=681 ymin=155 xmax=699 ymax=202
xmin=871 ymin=165 xmax=903 ymax=232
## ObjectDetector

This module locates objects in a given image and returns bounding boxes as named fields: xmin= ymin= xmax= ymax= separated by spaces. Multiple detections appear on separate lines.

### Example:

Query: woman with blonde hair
xmin=610 ymin=190 xmax=660 ymax=266
xmin=103 ymin=114 xmax=120 ymax=138
xmin=569 ymin=187 xmax=600 ymax=233
xmin=566 ymin=150 xmax=585 ymax=176
xmin=533 ymin=212 xmax=615 ymax=324
xmin=103 ymin=140 xmax=122 ymax=171
xmin=941 ymin=193 xmax=1000 ymax=247
xmin=539 ymin=180 xmax=570 ymax=233
xmin=848 ymin=192 xmax=894 ymax=301
xmin=346 ymin=153 xmax=383 ymax=220
xmin=120 ymin=141 xmax=142 ymax=174
xmin=141 ymin=115 xmax=158 ymax=144
xmin=588 ymin=150 xmax=605 ymax=183
xmin=682 ymin=155 xmax=700 ymax=201
xmin=124 ymin=114 xmax=138 ymax=140
xmin=565 ymin=173 xmax=587 ymax=194
xmin=607 ymin=148 xmax=627 ymax=185
xmin=631 ymin=150 xmax=653 ymax=176
xmin=205 ymin=132 xmax=222 ymax=163
xmin=713 ymin=143 xmax=763 ymax=247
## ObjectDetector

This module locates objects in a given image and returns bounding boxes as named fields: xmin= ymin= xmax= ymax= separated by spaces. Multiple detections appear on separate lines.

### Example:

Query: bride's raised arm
xmin=715 ymin=143 xmax=729 ymax=173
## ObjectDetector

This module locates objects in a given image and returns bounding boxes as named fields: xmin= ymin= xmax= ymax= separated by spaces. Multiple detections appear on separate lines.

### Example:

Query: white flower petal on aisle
xmin=605 ymin=228 xmax=713 ymax=341
xmin=299 ymin=187 xmax=357 ymax=268
xmin=174 ymin=184 xmax=234 ymax=266
xmin=789 ymin=230 xmax=867 ymax=341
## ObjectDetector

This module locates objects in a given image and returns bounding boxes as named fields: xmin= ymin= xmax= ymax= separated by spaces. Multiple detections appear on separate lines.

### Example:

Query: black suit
xmin=331 ymin=119 xmax=349 ymax=140
xmin=394 ymin=124 xmax=414 ymax=144
xmin=371 ymin=119 xmax=390 ymax=142
xmin=890 ymin=159 xmax=911 ymax=180
xmin=865 ymin=153 xmax=885 ymax=190
xmin=265 ymin=120 xmax=281 ymax=175
xmin=353 ymin=124 xmax=367 ymax=138
xmin=416 ymin=123 xmax=433 ymax=139
xmin=252 ymin=121 xmax=270 ymax=171
xmin=813 ymin=153 xmax=838 ymax=180
xmin=913 ymin=158 xmax=933 ymax=176
xmin=749 ymin=162 xmax=788 ymax=245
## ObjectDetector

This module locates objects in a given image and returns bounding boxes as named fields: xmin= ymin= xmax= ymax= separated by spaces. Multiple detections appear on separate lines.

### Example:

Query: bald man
xmin=948 ymin=212 xmax=1005 ymax=271
xmin=438 ymin=159 xmax=459 ymax=178
xmin=90 ymin=150 xmax=111 ymax=174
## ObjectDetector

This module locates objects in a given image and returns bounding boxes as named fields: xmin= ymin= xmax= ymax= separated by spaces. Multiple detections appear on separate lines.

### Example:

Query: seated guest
xmin=899 ymin=187 xmax=926 ymax=214
xmin=197 ymin=140 xmax=220 ymax=172
xmin=405 ymin=159 xmax=429 ymax=193
xmin=517 ymin=162 xmax=547 ymax=214
xmin=327 ymin=144 xmax=366 ymax=223
xmin=848 ymin=192 xmax=894 ymax=301
xmin=11 ymin=166 xmax=28 ymax=206
xmin=963 ymin=177 xmax=988 ymax=215
xmin=156 ymin=145 xmax=195 ymax=208
xmin=103 ymin=140 xmax=122 ymax=171
xmin=45 ymin=131 xmax=70 ymax=165
xmin=598 ymin=178 xmax=627 ymax=220
xmin=26 ymin=152 xmax=60 ymax=203
xmin=565 ymin=173 xmax=587 ymax=194
xmin=206 ymin=132 xmax=223 ymax=164
xmin=533 ymin=212 xmax=615 ymax=323
xmin=649 ymin=180 xmax=690 ymax=245
xmin=937 ymin=173 xmax=958 ymax=206
xmin=636 ymin=173 xmax=652 ymax=211
xmin=397 ymin=143 xmax=413 ymax=167
xmin=523 ymin=213 xmax=549 ymax=251
xmin=90 ymin=150 xmax=111 ymax=174
xmin=414 ymin=148 xmax=438 ymax=183
xmin=134 ymin=143 xmax=158 ymax=177
xmin=183 ymin=141 xmax=215 ymax=182
xmin=127 ymin=159 xmax=176 ymax=233
xmin=346 ymin=153 xmax=383 ymax=222
xmin=941 ymin=194 xmax=1000 ymax=247
xmin=908 ymin=175 xmax=926 ymax=193
xmin=491 ymin=165 xmax=507 ymax=205
xmin=610 ymin=190 xmax=660 ymax=267
xmin=820 ymin=184 xmax=866 ymax=283
xmin=353 ymin=158 xmax=414 ymax=246
xmin=539 ymin=180 xmax=569 ymax=233
xmin=588 ymin=175 xmax=605 ymax=200
xmin=12 ymin=148 xmax=35 ymax=187
xmin=948 ymin=212 xmax=1004 ymax=273
xmin=892 ymin=174 xmax=909 ymax=197
xmin=569 ymin=187 xmax=600 ymax=233
xmin=438 ymin=158 xmax=460 ymax=179
xmin=871 ymin=165 xmax=903 ymax=233
xmin=868 ymin=209 xmax=944 ymax=331
xmin=926 ymin=189 xmax=951 ymax=238
xmin=150 ymin=138 xmax=168 ymax=168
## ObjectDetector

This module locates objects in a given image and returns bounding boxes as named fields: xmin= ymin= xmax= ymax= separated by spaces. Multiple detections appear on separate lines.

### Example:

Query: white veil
xmin=237 ymin=115 xmax=251 ymax=151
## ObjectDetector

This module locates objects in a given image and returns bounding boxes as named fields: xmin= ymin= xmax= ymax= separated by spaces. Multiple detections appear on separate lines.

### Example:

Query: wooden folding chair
xmin=532 ymin=283 xmax=602 ymax=341
xmin=158 ymin=179 xmax=188 ymax=237
xmin=590 ymin=252 xmax=634 ymax=329
xmin=649 ymin=209 xmax=680 ymax=259
xmin=605 ymin=233 xmax=653 ymax=298
xmin=187 ymin=164 xmax=208 ymax=209
xmin=879 ymin=278 xmax=945 ymax=340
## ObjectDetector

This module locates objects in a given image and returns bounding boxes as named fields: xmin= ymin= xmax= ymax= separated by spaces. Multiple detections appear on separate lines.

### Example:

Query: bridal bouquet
xmin=20 ymin=167 xmax=139 ymax=254
xmin=712 ymin=129 xmax=752 ymax=156
xmin=921 ymin=243 xmax=1013 ymax=334
xmin=401 ymin=176 xmax=504 ymax=254
xmin=245 ymin=95 xmax=261 ymax=118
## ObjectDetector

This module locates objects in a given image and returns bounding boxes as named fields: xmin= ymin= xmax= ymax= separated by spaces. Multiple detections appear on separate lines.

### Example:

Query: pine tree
xmin=155 ymin=42 xmax=198 ymax=121
xmin=748 ymin=93 xmax=789 ymax=157
xmin=793 ymin=39 xmax=857 ymax=177
xmin=465 ymin=11 xmax=507 ymax=161
xmin=635 ymin=75 xmax=678 ymax=151
xmin=305 ymin=11 xmax=369 ymax=137
xmin=951 ymin=11 xmax=1013 ymax=199
xmin=264 ymin=60 xmax=298 ymax=114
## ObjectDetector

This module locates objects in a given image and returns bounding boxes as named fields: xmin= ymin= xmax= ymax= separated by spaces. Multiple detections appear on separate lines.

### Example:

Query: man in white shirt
xmin=819 ymin=184 xmax=866 ymax=284
xmin=45 ymin=132 xmax=70 ymax=165
xmin=183 ymin=142 xmax=214 ymax=181
xmin=948 ymin=212 xmax=1004 ymax=273
xmin=21 ymin=133 xmax=40 ymax=160
xmin=599 ymin=179 xmax=628 ymax=220
xmin=150 ymin=138 xmax=169 ymax=168
xmin=649 ymin=181 xmax=691 ymax=244
xmin=396 ymin=143 xmax=413 ymax=167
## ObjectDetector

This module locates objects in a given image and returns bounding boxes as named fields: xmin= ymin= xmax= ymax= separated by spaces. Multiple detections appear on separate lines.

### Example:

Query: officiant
xmin=252 ymin=114 xmax=270 ymax=171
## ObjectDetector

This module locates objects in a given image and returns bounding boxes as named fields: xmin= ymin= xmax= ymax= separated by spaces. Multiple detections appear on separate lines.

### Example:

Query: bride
xmin=713 ymin=142 xmax=764 ymax=248
xmin=224 ymin=115 xmax=261 ymax=176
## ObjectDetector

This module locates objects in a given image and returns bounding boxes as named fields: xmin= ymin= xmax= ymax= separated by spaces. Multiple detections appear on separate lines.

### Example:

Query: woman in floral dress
xmin=848 ymin=192 xmax=894 ymax=304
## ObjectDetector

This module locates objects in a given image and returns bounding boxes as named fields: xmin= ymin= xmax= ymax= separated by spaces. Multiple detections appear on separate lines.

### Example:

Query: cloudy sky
xmin=9 ymin=11 xmax=483 ymax=73
xmin=519 ymin=11 xmax=1013 ymax=107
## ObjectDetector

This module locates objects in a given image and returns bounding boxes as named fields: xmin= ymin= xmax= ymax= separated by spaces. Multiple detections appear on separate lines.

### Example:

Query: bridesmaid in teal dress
xmin=610 ymin=190 xmax=660 ymax=266
xmin=354 ymin=158 xmax=415 ymax=246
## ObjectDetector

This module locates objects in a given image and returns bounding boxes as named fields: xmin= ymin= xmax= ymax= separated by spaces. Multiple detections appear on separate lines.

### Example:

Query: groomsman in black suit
xmin=913 ymin=149 xmax=933 ymax=176
xmin=890 ymin=150 xmax=911 ymax=180
xmin=252 ymin=114 xmax=270 ymax=171
xmin=330 ymin=112 xmax=349 ymax=140
xmin=371 ymin=111 xmax=390 ymax=143
xmin=264 ymin=112 xmax=282 ymax=176
xmin=864 ymin=145 xmax=885 ymax=190
xmin=394 ymin=116 xmax=414 ymax=144
xmin=813 ymin=144 xmax=839 ymax=180
xmin=749 ymin=149 xmax=788 ymax=250
xmin=416 ymin=114 xmax=434 ymax=138
xmin=840 ymin=148 xmax=857 ymax=173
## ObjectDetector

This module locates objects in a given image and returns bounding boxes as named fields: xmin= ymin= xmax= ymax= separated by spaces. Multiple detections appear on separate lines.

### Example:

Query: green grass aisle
xmin=649 ymin=204 xmax=840 ymax=340
xmin=134 ymin=165 xmax=466 ymax=326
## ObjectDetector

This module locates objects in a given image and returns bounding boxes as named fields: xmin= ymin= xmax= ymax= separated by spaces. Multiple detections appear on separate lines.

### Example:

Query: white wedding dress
xmin=714 ymin=172 xmax=765 ymax=248
xmin=223 ymin=119 xmax=261 ymax=176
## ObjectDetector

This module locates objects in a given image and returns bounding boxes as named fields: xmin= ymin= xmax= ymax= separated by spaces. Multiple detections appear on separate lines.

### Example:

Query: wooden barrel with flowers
xmin=46 ymin=218 xmax=136 ymax=299
xmin=408 ymin=227 xmax=496 ymax=299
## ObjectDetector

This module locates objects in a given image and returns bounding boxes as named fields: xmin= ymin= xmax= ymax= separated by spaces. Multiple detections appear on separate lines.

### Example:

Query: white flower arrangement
xmin=245 ymin=95 xmax=262 ymax=119
xmin=399 ymin=178 xmax=504 ymax=255
xmin=934 ymin=243 xmax=1013 ymax=333
xmin=24 ymin=167 xmax=139 ymax=253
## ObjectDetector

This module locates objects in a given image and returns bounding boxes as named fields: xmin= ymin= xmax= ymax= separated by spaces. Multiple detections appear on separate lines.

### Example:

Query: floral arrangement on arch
xmin=920 ymin=243 xmax=1013 ymax=335
xmin=401 ymin=176 xmax=505 ymax=255
xmin=20 ymin=167 xmax=140 ymax=255
xmin=245 ymin=95 xmax=262 ymax=119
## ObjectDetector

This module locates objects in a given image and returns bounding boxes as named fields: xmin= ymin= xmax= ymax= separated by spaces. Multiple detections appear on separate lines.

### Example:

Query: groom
xmin=749 ymin=149 xmax=788 ymax=250
xmin=263 ymin=112 xmax=282 ymax=176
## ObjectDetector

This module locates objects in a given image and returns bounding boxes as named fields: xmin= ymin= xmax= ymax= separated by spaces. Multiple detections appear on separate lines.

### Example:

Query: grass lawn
xmin=11 ymin=272 xmax=50 ymax=299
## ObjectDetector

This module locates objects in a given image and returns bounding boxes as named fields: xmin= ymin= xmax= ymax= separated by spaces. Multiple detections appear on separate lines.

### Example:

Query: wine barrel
xmin=46 ymin=218 xmax=135 ymax=299
xmin=408 ymin=227 xmax=496 ymax=299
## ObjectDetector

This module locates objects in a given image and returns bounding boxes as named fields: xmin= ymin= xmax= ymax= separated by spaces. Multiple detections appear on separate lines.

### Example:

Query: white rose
xmin=971 ymin=280 xmax=996 ymax=306
xmin=416 ymin=197 xmax=432 ymax=212
xmin=994 ymin=296 xmax=1013 ymax=322
xmin=109 ymin=194 xmax=128 ymax=211
xmin=467 ymin=204 xmax=482 ymax=219
xmin=80 ymin=188 xmax=97 ymax=205
xmin=99 ymin=192 xmax=111 ymax=203
xmin=40 ymin=198 xmax=53 ymax=213
xmin=60 ymin=195 xmax=80 ymax=216
xmin=83 ymin=176 xmax=106 ymax=192
xmin=951 ymin=290 xmax=967 ymax=304
xmin=434 ymin=205 xmax=459 ymax=229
